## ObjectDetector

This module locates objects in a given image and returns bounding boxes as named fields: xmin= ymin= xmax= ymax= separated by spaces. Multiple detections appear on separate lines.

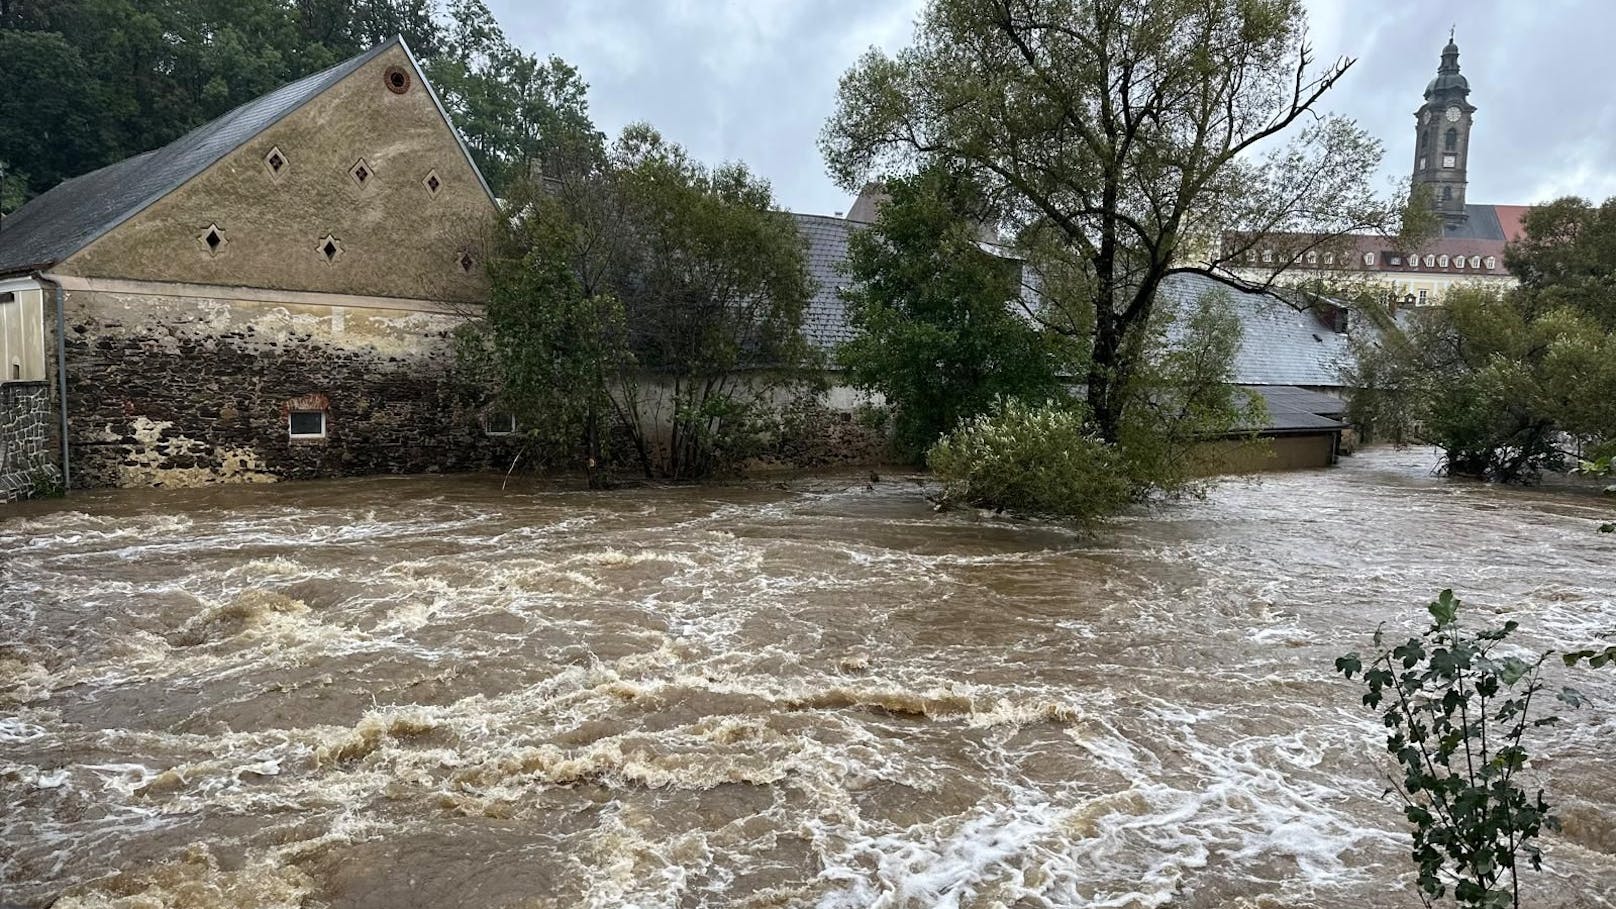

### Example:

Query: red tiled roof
xmin=1491 ymin=205 xmax=1530 ymax=244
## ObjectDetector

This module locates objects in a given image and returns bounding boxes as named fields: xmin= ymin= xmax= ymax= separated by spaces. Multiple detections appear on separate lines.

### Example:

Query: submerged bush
xmin=927 ymin=398 xmax=1132 ymax=522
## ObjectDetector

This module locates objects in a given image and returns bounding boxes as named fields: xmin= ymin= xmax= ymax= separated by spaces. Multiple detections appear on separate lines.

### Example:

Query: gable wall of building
xmin=57 ymin=45 xmax=493 ymax=306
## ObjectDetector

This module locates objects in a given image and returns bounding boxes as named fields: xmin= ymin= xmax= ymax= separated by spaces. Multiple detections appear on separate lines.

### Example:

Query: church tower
xmin=1412 ymin=32 xmax=1475 ymax=224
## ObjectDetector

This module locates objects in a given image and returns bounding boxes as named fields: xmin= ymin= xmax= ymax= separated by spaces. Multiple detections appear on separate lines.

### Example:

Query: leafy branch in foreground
xmin=1336 ymin=590 xmax=1584 ymax=908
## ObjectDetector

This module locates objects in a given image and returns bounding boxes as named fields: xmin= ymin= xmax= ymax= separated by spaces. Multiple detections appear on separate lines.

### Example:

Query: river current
xmin=2 ymin=448 xmax=1614 ymax=908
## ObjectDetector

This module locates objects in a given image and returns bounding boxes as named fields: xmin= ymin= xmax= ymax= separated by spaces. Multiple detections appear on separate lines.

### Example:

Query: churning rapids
xmin=3 ymin=448 xmax=1615 ymax=909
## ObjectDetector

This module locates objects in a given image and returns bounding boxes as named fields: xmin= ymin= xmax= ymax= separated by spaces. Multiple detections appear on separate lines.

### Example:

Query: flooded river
xmin=3 ymin=448 xmax=1615 ymax=908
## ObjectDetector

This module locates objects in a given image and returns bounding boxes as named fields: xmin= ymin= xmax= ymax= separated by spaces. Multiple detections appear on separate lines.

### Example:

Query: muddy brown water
xmin=2 ymin=448 xmax=1614 ymax=908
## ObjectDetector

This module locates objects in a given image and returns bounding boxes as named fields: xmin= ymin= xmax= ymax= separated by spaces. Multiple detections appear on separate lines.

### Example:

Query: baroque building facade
xmin=1227 ymin=34 xmax=1527 ymax=306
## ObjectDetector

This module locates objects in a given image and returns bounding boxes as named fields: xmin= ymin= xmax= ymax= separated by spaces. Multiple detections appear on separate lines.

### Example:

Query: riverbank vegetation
xmin=457 ymin=125 xmax=817 ymax=483
xmin=836 ymin=166 xmax=1077 ymax=462
xmin=1349 ymin=198 xmax=1616 ymax=484
xmin=1336 ymin=590 xmax=1583 ymax=909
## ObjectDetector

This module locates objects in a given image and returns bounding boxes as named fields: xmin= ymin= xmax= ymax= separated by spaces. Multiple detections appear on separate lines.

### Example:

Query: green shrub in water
xmin=927 ymin=398 xmax=1132 ymax=523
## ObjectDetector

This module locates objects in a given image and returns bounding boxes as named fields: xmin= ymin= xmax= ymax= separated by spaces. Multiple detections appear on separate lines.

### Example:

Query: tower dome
xmin=1424 ymin=36 xmax=1469 ymax=99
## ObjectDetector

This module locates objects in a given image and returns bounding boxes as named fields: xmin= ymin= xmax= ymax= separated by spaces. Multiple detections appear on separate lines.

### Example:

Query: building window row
xmin=1247 ymin=247 xmax=1498 ymax=272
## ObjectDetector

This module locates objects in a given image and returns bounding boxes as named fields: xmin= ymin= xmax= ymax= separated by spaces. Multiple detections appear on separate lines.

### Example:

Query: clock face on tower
xmin=1445 ymin=106 xmax=1461 ymax=122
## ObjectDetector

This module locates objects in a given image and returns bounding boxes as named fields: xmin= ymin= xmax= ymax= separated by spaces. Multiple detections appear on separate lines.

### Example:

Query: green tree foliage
xmin=821 ymin=0 xmax=1397 ymax=445
xmin=928 ymin=398 xmax=1133 ymax=522
xmin=0 ymin=0 xmax=587 ymax=203
xmin=1349 ymin=198 xmax=1616 ymax=482
xmin=467 ymin=125 xmax=816 ymax=482
xmin=608 ymin=125 xmax=817 ymax=479
xmin=456 ymin=177 xmax=626 ymax=487
xmin=836 ymin=166 xmax=1077 ymax=461
xmin=1337 ymin=590 xmax=1584 ymax=909
xmin=422 ymin=0 xmax=602 ymax=193
xmin=1118 ymin=290 xmax=1266 ymax=492
xmin=926 ymin=291 xmax=1261 ymax=519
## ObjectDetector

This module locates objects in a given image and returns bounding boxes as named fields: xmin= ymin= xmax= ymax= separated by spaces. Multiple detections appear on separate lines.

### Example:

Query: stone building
xmin=0 ymin=38 xmax=513 ymax=498
xmin=1229 ymin=34 xmax=1530 ymax=306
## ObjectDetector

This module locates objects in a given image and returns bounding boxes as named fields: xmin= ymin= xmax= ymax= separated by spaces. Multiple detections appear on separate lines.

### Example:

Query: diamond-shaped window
xmin=349 ymin=158 xmax=374 ymax=188
xmin=264 ymin=146 xmax=288 ymax=179
xmin=423 ymin=170 xmax=442 ymax=195
xmin=318 ymin=234 xmax=344 ymax=263
xmin=197 ymin=224 xmax=227 ymax=256
xmin=457 ymin=251 xmax=475 ymax=273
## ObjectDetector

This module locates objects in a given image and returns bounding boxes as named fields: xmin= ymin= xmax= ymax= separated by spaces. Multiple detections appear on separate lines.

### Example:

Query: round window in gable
xmin=385 ymin=66 xmax=411 ymax=94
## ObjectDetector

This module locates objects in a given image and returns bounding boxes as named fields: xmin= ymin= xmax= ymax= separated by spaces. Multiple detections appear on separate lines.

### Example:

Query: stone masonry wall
xmin=1 ymin=383 xmax=58 ymax=502
xmin=63 ymin=288 xmax=520 ymax=488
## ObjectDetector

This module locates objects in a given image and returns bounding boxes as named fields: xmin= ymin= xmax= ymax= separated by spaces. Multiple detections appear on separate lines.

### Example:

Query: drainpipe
xmin=32 ymin=272 xmax=69 ymax=492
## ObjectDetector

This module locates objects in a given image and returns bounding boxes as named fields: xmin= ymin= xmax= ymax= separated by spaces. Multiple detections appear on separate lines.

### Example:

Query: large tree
xmin=837 ymin=165 xmax=1077 ymax=460
xmin=821 ymin=0 xmax=1396 ymax=443
xmin=465 ymin=124 xmax=816 ymax=482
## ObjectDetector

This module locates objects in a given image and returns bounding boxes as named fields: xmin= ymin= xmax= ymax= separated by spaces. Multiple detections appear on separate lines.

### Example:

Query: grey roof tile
xmin=1158 ymin=272 xmax=1352 ymax=389
xmin=0 ymin=39 xmax=397 ymax=277
xmin=791 ymin=212 xmax=866 ymax=351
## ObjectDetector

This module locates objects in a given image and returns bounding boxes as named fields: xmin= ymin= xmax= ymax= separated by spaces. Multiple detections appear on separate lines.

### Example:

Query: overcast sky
xmin=488 ymin=0 xmax=1613 ymax=216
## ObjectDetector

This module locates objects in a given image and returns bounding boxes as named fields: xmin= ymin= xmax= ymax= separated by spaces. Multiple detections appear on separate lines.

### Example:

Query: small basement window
xmin=289 ymin=410 xmax=327 ymax=438
xmin=485 ymin=412 xmax=516 ymax=435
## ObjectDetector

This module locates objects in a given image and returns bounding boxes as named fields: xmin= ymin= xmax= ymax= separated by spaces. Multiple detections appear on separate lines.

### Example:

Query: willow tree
xmin=822 ymin=0 xmax=1397 ymax=442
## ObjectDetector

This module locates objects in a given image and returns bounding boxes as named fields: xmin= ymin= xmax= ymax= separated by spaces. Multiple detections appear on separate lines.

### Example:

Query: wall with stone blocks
xmin=0 ymin=383 xmax=58 ymax=502
xmin=61 ymin=288 xmax=520 ymax=489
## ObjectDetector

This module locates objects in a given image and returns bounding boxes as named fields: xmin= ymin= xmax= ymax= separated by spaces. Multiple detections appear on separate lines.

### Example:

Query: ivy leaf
xmin=1557 ymin=686 xmax=1586 ymax=708
xmin=1599 ymin=522 xmax=1614 ymax=534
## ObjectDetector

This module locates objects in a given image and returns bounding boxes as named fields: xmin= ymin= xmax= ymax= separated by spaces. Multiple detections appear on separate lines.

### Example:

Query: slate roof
xmin=793 ymin=212 xmax=866 ymax=351
xmin=1158 ymin=271 xmax=1352 ymax=389
xmin=0 ymin=38 xmax=411 ymax=277
xmin=1441 ymin=203 xmax=1525 ymax=242
xmin=1243 ymin=385 xmax=1348 ymax=435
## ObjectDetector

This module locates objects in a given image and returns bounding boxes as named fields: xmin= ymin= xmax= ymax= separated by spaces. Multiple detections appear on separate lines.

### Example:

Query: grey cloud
xmin=490 ymin=0 xmax=1615 ymax=216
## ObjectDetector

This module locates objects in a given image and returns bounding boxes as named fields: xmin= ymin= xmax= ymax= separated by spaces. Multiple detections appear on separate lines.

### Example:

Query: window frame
xmin=484 ymin=412 xmax=517 ymax=436
xmin=288 ymin=410 xmax=327 ymax=439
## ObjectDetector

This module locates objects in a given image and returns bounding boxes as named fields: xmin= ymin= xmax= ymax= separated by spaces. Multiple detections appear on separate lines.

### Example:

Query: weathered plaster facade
xmin=61 ymin=45 xmax=491 ymax=305
xmin=0 ymin=383 xmax=56 ymax=501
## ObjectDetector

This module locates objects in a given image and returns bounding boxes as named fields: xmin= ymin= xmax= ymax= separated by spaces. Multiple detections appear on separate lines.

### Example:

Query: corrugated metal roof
xmin=0 ymin=39 xmax=397 ymax=277
xmin=1158 ymin=271 xmax=1352 ymax=390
